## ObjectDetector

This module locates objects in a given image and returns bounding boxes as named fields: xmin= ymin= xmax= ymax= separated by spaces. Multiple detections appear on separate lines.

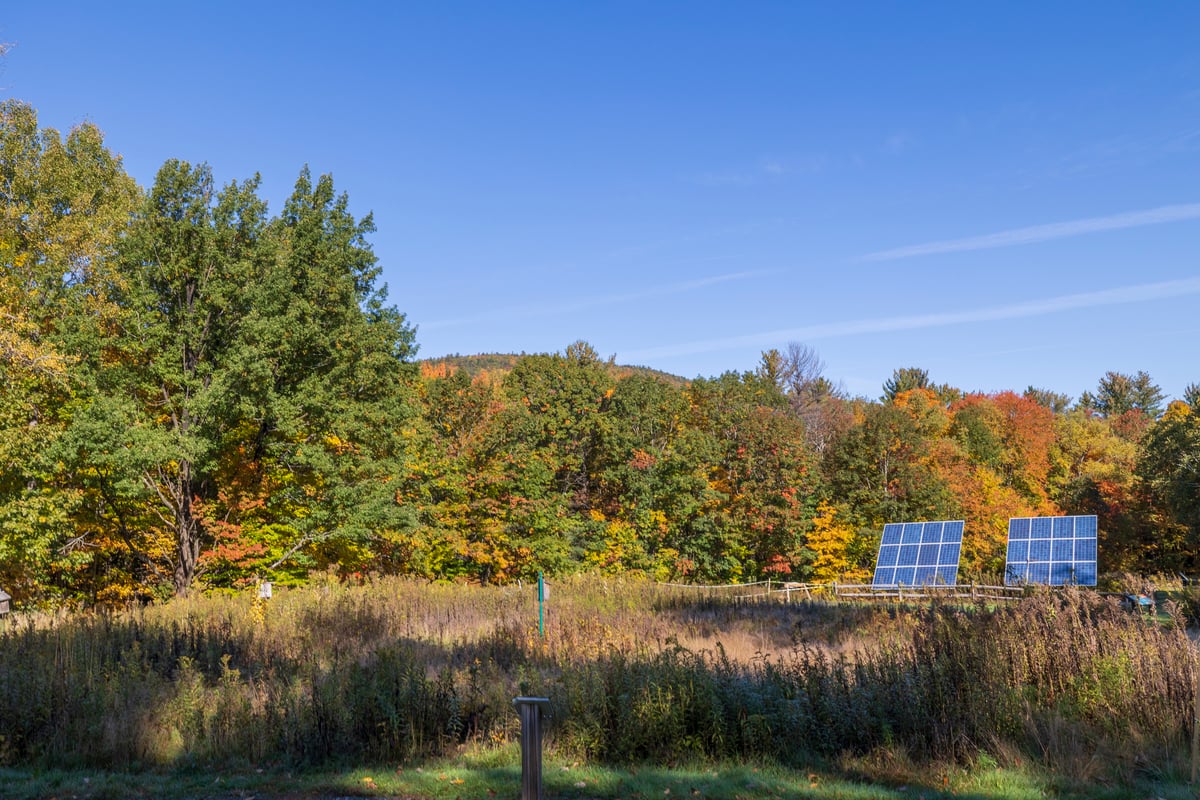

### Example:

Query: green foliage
xmin=1136 ymin=403 xmax=1200 ymax=570
xmin=881 ymin=366 xmax=931 ymax=401
xmin=1078 ymin=370 xmax=1166 ymax=420
xmin=4 ymin=95 xmax=1200 ymax=598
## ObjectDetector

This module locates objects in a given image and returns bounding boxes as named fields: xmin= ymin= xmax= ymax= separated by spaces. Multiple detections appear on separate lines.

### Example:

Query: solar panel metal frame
xmin=872 ymin=520 xmax=965 ymax=587
xmin=1003 ymin=515 xmax=1097 ymax=586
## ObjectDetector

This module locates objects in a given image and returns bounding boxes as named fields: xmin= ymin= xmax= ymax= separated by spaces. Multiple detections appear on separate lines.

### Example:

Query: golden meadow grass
xmin=0 ymin=574 xmax=1194 ymax=785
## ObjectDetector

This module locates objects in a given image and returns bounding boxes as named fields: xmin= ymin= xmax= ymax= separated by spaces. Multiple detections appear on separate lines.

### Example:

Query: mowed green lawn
xmin=2 ymin=748 xmax=1195 ymax=800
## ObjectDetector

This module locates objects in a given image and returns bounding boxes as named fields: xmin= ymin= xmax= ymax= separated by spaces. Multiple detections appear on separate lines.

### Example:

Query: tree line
xmin=2 ymin=100 xmax=1198 ymax=605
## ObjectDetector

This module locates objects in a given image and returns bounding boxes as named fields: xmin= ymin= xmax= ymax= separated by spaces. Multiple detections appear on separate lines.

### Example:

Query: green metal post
xmin=537 ymin=571 xmax=545 ymax=638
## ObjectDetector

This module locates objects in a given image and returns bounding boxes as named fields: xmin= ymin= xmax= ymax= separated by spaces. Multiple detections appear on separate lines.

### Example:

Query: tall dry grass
xmin=0 ymin=575 xmax=1192 ymax=783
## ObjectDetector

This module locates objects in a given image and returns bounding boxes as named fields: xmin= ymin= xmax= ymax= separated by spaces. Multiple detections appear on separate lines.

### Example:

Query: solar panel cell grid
xmin=1003 ymin=515 xmax=1098 ymax=586
xmin=872 ymin=520 xmax=965 ymax=586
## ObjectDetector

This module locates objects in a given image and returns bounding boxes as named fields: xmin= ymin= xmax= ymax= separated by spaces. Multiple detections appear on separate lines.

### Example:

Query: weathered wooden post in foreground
xmin=0 ymin=589 xmax=10 ymax=617
xmin=513 ymin=696 xmax=550 ymax=800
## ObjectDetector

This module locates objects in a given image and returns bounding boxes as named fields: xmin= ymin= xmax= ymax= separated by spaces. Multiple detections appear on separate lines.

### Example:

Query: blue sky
xmin=4 ymin=2 xmax=1199 ymax=400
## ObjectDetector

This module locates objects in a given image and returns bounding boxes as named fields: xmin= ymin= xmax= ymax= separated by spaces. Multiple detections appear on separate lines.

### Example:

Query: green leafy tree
xmin=1078 ymin=370 xmax=1165 ymax=419
xmin=825 ymin=397 xmax=957 ymax=528
xmin=1024 ymin=386 xmax=1072 ymax=414
xmin=1136 ymin=402 xmax=1200 ymax=570
xmin=83 ymin=162 xmax=417 ymax=596
xmin=0 ymin=101 xmax=140 ymax=603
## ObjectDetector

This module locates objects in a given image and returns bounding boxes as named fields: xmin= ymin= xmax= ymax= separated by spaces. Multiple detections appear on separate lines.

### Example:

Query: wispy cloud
xmin=422 ymin=269 xmax=773 ymax=331
xmin=883 ymin=131 xmax=914 ymax=155
xmin=694 ymin=155 xmax=828 ymax=187
xmin=862 ymin=203 xmax=1200 ymax=262
xmin=623 ymin=276 xmax=1200 ymax=361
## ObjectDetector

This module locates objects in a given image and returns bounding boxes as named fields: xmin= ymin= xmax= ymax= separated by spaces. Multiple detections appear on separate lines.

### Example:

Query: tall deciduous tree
xmin=1137 ymin=401 xmax=1200 ymax=570
xmin=85 ymin=162 xmax=417 ymax=596
xmin=0 ymin=101 xmax=139 ymax=602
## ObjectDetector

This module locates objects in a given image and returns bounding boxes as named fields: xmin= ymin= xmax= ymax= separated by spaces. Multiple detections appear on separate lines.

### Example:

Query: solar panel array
xmin=1004 ymin=515 xmax=1098 ymax=586
xmin=872 ymin=521 xmax=965 ymax=587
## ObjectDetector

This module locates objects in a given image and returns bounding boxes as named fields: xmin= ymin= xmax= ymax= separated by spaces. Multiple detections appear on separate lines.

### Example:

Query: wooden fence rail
xmin=661 ymin=580 xmax=1028 ymax=603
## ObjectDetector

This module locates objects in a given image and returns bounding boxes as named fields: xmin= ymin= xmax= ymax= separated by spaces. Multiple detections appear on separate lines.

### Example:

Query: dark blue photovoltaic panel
xmin=1003 ymin=515 xmax=1098 ymax=586
xmin=873 ymin=520 xmax=965 ymax=586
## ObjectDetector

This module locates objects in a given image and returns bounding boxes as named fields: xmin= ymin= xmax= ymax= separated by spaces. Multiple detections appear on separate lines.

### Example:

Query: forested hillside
xmin=3 ymin=101 xmax=1199 ymax=606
